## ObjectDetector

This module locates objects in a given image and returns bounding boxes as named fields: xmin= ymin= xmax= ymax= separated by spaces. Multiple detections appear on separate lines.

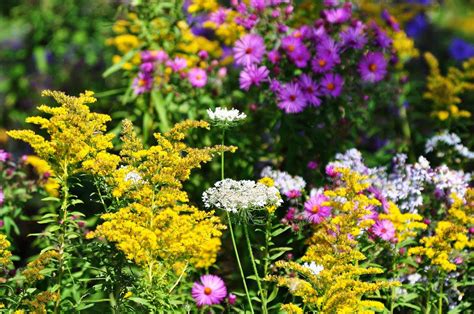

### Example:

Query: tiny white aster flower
xmin=303 ymin=262 xmax=324 ymax=275
xmin=202 ymin=179 xmax=282 ymax=213
xmin=425 ymin=130 xmax=474 ymax=160
xmin=207 ymin=107 xmax=246 ymax=128
xmin=260 ymin=166 xmax=306 ymax=195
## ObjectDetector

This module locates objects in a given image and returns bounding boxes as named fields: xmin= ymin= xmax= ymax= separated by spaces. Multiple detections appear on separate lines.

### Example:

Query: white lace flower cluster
xmin=425 ymin=130 xmax=474 ymax=159
xmin=260 ymin=166 xmax=306 ymax=195
xmin=202 ymin=179 xmax=282 ymax=213
xmin=207 ymin=107 xmax=246 ymax=128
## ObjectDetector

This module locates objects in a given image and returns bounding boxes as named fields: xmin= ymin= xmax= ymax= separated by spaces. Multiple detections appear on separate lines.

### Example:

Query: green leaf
xmin=42 ymin=196 xmax=61 ymax=203
xmin=103 ymin=48 xmax=138 ymax=78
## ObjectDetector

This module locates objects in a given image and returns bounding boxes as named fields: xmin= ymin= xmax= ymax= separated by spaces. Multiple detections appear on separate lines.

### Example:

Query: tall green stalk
xmin=221 ymin=130 xmax=254 ymax=313
xmin=243 ymin=223 xmax=268 ymax=314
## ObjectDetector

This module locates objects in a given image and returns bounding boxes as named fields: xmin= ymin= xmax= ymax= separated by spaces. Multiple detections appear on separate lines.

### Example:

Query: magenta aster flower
xmin=192 ymin=274 xmax=227 ymax=306
xmin=166 ymin=57 xmax=187 ymax=72
xmin=311 ymin=51 xmax=338 ymax=73
xmin=323 ymin=4 xmax=352 ymax=24
xmin=304 ymin=194 xmax=332 ymax=224
xmin=0 ymin=189 xmax=4 ymax=205
xmin=320 ymin=73 xmax=344 ymax=97
xmin=372 ymin=220 xmax=396 ymax=241
xmin=0 ymin=150 xmax=9 ymax=162
xmin=277 ymin=83 xmax=307 ymax=113
xmin=268 ymin=50 xmax=281 ymax=64
xmin=209 ymin=8 xmax=229 ymax=25
xmin=239 ymin=64 xmax=269 ymax=90
xmin=339 ymin=22 xmax=367 ymax=50
xmin=132 ymin=72 xmax=153 ymax=95
xmin=358 ymin=52 xmax=388 ymax=83
xmin=234 ymin=34 xmax=265 ymax=66
xmin=188 ymin=68 xmax=208 ymax=88
xmin=298 ymin=74 xmax=321 ymax=107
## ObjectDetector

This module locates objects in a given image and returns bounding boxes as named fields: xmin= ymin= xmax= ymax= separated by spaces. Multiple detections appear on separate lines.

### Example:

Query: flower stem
xmin=54 ymin=166 xmax=69 ymax=314
xmin=438 ymin=276 xmax=444 ymax=314
xmin=227 ymin=213 xmax=254 ymax=314
xmin=243 ymin=223 xmax=267 ymax=314
xmin=221 ymin=130 xmax=254 ymax=313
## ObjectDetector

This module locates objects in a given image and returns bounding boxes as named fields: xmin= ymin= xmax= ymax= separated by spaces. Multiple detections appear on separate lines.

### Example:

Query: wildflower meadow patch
xmin=0 ymin=1 xmax=473 ymax=313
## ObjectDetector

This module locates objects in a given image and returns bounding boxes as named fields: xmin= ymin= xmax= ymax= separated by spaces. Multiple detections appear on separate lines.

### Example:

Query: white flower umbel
xmin=207 ymin=107 xmax=247 ymax=128
xmin=202 ymin=179 xmax=282 ymax=213
xmin=260 ymin=166 xmax=306 ymax=195
xmin=124 ymin=170 xmax=143 ymax=184
xmin=303 ymin=262 xmax=324 ymax=276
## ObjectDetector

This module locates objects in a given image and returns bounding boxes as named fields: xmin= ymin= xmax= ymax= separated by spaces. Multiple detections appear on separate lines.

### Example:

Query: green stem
xmin=426 ymin=271 xmax=432 ymax=314
xmin=221 ymin=130 xmax=254 ymax=313
xmin=243 ymin=223 xmax=267 ymax=314
xmin=54 ymin=167 xmax=69 ymax=314
xmin=438 ymin=277 xmax=444 ymax=314
xmin=390 ymin=286 xmax=396 ymax=314
xmin=227 ymin=213 xmax=254 ymax=314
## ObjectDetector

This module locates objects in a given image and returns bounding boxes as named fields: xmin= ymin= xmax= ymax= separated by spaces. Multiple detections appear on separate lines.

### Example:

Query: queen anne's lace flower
xmin=202 ymin=179 xmax=282 ymax=213
xmin=260 ymin=166 xmax=306 ymax=195
xmin=207 ymin=107 xmax=246 ymax=128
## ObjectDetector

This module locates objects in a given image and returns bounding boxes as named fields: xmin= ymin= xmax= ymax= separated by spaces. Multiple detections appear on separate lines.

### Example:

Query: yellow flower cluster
xmin=21 ymin=291 xmax=59 ymax=314
xmin=24 ymin=155 xmax=59 ymax=196
xmin=187 ymin=0 xmax=218 ymax=14
xmin=22 ymin=250 xmax=60 ymax=284
xmin=107 ymin=13 xmax=142 ymax=70
xmin=268 ymin=169 xmax=397 ymax=313
xmin=281 ymin=303 xmax=304 ymax=314
xmin=0 ymin=234 xmax=12 ymax=269
xmin=424 ymin=52 xmax=474 ymax=121
xmin=392 ymin=30 xmax=419 ymax=67
xmin=379 ymin=202 xmax=427 ymax=242
xmin=7 ymin=90 xmax=115 ymax=177
xmin=86 ymin=119 xmax=235 ymax=282
xmin=408 ymin=189 xmax=474 ymax=272
xmin=203 ymin=10 xmax=246 ymax=46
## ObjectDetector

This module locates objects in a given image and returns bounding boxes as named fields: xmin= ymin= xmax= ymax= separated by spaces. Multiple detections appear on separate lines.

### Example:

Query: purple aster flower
xmin=188 ymin=68 xmax=207 ymax=88
xmin=317 ymin=36 xmax=340 ymax=60
xmin=320 ymin=73 xmax=344 ymax=97
xmin=250 ymin=0 xmax=267 ymax=11
xmin=234 ymin=34 xmax=265 ymax=66
xmin=298 ymin=74 xmax=321 ymax=107
xmin=323 ymin=3 xmax=352 ymax=24
xmin=449 ymin=38 xmax=474 ymax=61
xmin=277 ymin=82 xmax=307 ymax=113
xmin=289 ymin=45 xmax=311 ymax=68
xmin=340 ymin=22 xmax=367 ymax=49
xmin=381 ymin=9 xmax=400 ymax=31
xmin=192 ymin=274 xmax=227 ymax=306
xmin=324 ymin=0 xmax=339 ymax=6
xmin=0 ymin=150 xmax=9 ymax=162
xmin=0 ymin=188 xmax=4 ymax=206
xmin=132 ymin=72 xmax=153 ymax=95
xmin=281 ymin=36 xmax=304 ymax=55
xmin=304 ymin=194 xmax=332 ymax=224
xmin=228 ymin=293 xmax=237 ymax=305
xmin=374 ymin=28 xmax=392 ymax=48
xmin=166 ymin=57 xmax=187 ymax=72
xmin=239 ymin=64 xmax=269 ymax=90
xmin=311 ymin=51 xmax=338 ymax=73
xmin=268 ymin=50 xmax=281 ymax=64
xmin=358 ymin=52 xmax=388 ymax=83
xmin=269 ymin=79 xmax=282 ymax=93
